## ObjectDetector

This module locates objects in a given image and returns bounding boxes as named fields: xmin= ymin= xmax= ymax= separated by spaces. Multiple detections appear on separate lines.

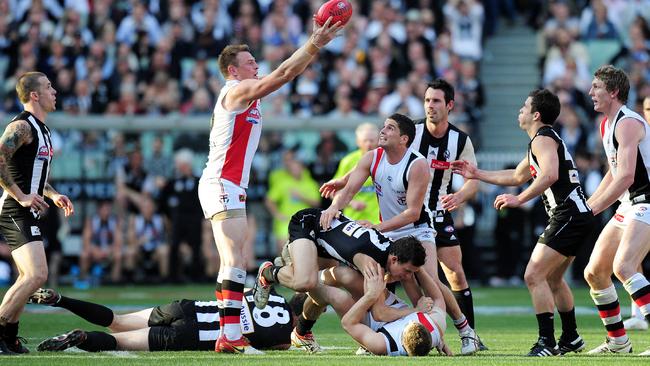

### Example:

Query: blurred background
xmin=0 ymin=0 xmax=648 ymax=290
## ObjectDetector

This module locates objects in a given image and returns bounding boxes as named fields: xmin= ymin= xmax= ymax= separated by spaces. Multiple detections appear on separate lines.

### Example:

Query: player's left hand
xmin=363 ymin=262 xmax=385 ymax=300
xmin=437 ymin=340 xmax=453 ymax=356
xmin=440 ymin=193 xmax=461 ymax=211
xmin=52 ymin=194 xmax=74 ymax=217
xmin=356 ymin=219 xmax=373 ymax=228
xmin=494 ymin=194 xmax=520 ymax=210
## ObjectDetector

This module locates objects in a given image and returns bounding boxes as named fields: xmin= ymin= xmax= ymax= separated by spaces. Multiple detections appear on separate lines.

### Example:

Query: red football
xmin=315 ymin=0 xmax=353 ymax=27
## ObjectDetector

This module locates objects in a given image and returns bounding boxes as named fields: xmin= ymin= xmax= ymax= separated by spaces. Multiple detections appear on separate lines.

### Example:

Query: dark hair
xmin=16 ymin=71 xmax=46 ymax=104
xmin=594 ymin=65 xmax=630 ymax=104
xmin=528 ymin=88 xmax=561 ymax=125
xmin=389 ymin=236 xmax=426 ymax=267
xmin=388 ymin=113 xmax=416 ymax=147
xmin=217 ymin=44 xmax=251 ymax=77
xmin=425 ymin=79 xmax=455 ymax=104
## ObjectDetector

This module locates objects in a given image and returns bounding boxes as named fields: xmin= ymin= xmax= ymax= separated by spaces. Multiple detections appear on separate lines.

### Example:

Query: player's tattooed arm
xmin=0 ymin=120 xmax=32 ymax=191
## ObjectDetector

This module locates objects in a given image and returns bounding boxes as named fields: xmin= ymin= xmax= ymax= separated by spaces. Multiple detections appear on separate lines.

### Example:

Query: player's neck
xmin=23 ymin=104 xmax=47 ymax=123
xmin=426 ymin=119 xmax=448 ymax=138
xmin=527 ymin=122 xmax=546 ymax=139
xmin=385 ymin=145 xmax=408 ymax=164
xmin=604 ymin=100 xmax=624 ymax=124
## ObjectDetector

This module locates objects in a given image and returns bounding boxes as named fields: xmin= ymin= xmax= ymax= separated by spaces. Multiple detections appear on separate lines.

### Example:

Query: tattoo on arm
xmin=0 ymin=121 xmax=32 ymax=190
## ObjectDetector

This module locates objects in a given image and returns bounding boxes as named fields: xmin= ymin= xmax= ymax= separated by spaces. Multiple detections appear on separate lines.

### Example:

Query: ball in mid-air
xmin=315 ymin=0 xmax=353 ymax=27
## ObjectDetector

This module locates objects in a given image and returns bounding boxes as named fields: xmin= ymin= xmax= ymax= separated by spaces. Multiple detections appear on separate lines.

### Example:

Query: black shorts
xmin=287 ymin=209 xmax=330 ymax=258
xmin=433 ymin=214 xmax=460 ymax=248
xmin=148 ymin=300 xmax=203 ymax=351
xmin=538 ymin=213 xmax=595 ymax=257
xmin=0 ymin=207 xmax=43 ymax=250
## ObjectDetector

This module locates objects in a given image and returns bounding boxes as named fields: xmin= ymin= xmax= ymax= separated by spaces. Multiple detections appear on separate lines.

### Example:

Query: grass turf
xmin=1 ymin=285 xmax=650 ymax=365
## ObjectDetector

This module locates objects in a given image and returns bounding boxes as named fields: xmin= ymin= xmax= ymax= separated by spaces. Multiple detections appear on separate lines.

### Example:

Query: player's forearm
xmin=517 ymin=174 xmax=555 ymax=204
xmin=375 ymin=209 xmax=419 ymax=232
xmin=342 ymin=295 xmax=376 ymax=329
xmin=44 ymin=183 xmax=59 ymax=199
xmin=273 ymin=41 xmax=319 ymax=83
xmin=330 ymin=189 xmax=355 ymax=212
xmin=589 ymin=174 xmax=633 ymax=215
xmin=454 ymin=179 xmax=479 ymax=203
xmin=371 ymin=302 xmax=414 ymax=323
xmin=476 ymin=169 xmax=521 ymax=186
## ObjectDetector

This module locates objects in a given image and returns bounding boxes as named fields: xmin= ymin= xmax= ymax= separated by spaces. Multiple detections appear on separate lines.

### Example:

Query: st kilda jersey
xmin=0 ymin=111 xmax=53 ymax=217
xmin=528 ymin=126 xmax=590 ymax=218
xmin=600 ymin=105 xmax=650 ymax=204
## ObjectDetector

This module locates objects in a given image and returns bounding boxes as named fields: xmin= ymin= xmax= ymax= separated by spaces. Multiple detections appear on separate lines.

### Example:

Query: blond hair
xmin=16 ymin=71 xmax=46 ymax=104
xmin=402 ymin=322 xmax=432 ymax=356
xmin=217 ymin=45 xmax=250 ymax=78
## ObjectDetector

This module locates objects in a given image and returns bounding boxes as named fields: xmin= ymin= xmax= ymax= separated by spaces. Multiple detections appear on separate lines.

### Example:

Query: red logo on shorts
xmin=239 ymin=194 xmax=246 ymax=202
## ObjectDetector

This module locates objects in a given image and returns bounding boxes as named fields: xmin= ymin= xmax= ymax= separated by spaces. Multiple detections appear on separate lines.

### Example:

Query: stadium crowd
xmin=0 ymin=0 xmax=647 ymax=288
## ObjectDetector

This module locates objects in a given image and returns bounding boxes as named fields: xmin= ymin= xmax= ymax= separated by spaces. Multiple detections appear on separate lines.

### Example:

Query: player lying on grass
xmin=309 ymin=263 xmax=451 ymax=356
xmin=29 ymin=287 xmax=298 ymax=352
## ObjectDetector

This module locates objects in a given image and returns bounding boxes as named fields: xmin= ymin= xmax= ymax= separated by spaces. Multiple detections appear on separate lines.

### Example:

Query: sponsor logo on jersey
xmin=31 ymin=226 xmax=41 ymax=236
xmin=443 ymin=149 xmax=450 ymax=160
xmin=387 ymin=176 xmax=392 ymax=182
xmin=635 ymin=212 xmax=645 ymax=217
xmin=529 ymin=165 xmax=537 ymax=178
xmin=220 ymin=194 xmax=229 ymax=204
xmin=397 ymin=196 xmax=406 ymax=205
xmin=614 ymin=213 xmax=625 ymax=222
xmin=374 ymin=182 xmax=383 ymax=196
xmin=568 ymin=169 xmax=579 ymax=184
xmin=239 ymin=194 xmax=246 ymax=202
xmin=37 ymin=145 xmax=52 ymax=160
xmin=240 ymin=302 xmax=254 ymax=334
xmin=430 ymin=159 xmax=450 ymax=170
xmin=246 ymin=107 xmax=261 ymax=124
xmin=639 ymin=206 xmax=648 ymax=211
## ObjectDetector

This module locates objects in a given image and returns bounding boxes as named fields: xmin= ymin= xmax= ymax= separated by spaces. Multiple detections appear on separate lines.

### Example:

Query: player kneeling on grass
xmin=311 ymin=263 xmax=450 ymax=356
xmin=30 ymin=287 xmax=297 ymax=352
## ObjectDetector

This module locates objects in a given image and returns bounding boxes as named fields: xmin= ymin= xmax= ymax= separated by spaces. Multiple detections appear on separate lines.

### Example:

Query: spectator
xmin=581 ymin=0 xmax=620 ymax=41
xmin=378 ymin=79 xmax=423 ymax=117
xmin=444 ymin=0 xmax=485 ymax=61
xmin=265 ymin=149 xmax=320 ymax=253
xmin=116 ymin=2 xmax=162 ymax=46
xmin=125 ymin=198 xmax=169 ymax=282
xmin=80 ymin=200 xmax=124 ymax=285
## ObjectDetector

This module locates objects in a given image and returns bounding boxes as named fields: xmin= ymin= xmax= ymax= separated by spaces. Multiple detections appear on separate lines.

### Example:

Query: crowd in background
xmin=0 ymin=0 xmax=649 ymax=287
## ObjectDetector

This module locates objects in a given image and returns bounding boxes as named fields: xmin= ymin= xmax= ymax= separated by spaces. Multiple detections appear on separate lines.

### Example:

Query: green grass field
xmin=2 ymin=285 xmax=650 ymax=365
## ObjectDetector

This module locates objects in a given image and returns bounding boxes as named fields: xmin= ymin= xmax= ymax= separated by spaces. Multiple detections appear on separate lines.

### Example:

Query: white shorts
xmin=384 ymin=224 xmax=436 ymax=244
xmin=198 ymin=178 xmax=247 ymax=219
xmin=607 ymin=201 xmax=650 ymax=229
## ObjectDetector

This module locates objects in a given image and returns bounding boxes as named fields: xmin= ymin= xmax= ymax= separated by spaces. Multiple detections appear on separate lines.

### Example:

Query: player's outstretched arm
xmin=320 ymin=151 xmax=373 ymax=229
xmin=451 ymin=157 xmax=531 ymax=187
xmin=498 ymin=136 xmax=558 ymax=209
xmin=227 ymin=18 xmax=342 ymax=107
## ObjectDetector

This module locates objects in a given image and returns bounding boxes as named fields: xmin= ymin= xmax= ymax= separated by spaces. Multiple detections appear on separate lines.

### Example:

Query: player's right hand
xmin=17 ymin=193 xmax=49 ymax=214
xmin=363 ymin=263 xmax=385 ymax=300
xmin=319 ymin=178 xmax=345 ymax=199
xmin=310 ymin=16 xmax=343 ymax=48
xmin=319 ymin=207 xmax=340 ymax=229
xmin=450 ymin=160 xmax=478 ymax=179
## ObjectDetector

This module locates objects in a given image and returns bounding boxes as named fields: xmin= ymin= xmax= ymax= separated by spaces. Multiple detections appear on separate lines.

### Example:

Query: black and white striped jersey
xmin=190 ymin=288 xmax=293 ymax=350
xmin=600 ymin=105 xmax=650 ymax=204
xmin=411 ymin=120 xmax=476 ymax=219
xmin=528 ymin=125 xmax=590 ymax=218
xmin=0 ymin=111 xmax=53 ymax=217
xmin=289 ymin=208 xmax=394 ymax=270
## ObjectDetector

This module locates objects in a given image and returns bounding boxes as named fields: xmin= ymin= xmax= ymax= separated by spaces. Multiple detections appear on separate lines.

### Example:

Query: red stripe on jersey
xmin=598 ymin=306 xmax=621 ymax=319
xmin=371 ymin=148 xmax=384 ymax=179
xmin=223 ymin=315 xmax=240 ymax=324
xmin=634 ymin=292 xmax=650 ymax=307
xmin=600 ymin=116 xmax=607 ymax=139
xmin=221 ymin=103 xmax=256 ymax=186
xmin=417 ymin=312 xmax=434 ymax=333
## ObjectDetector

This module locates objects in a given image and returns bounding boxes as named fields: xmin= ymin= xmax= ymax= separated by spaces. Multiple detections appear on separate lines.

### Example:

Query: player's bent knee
xmin=613 ymin=261 xmax=635 ymax=283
